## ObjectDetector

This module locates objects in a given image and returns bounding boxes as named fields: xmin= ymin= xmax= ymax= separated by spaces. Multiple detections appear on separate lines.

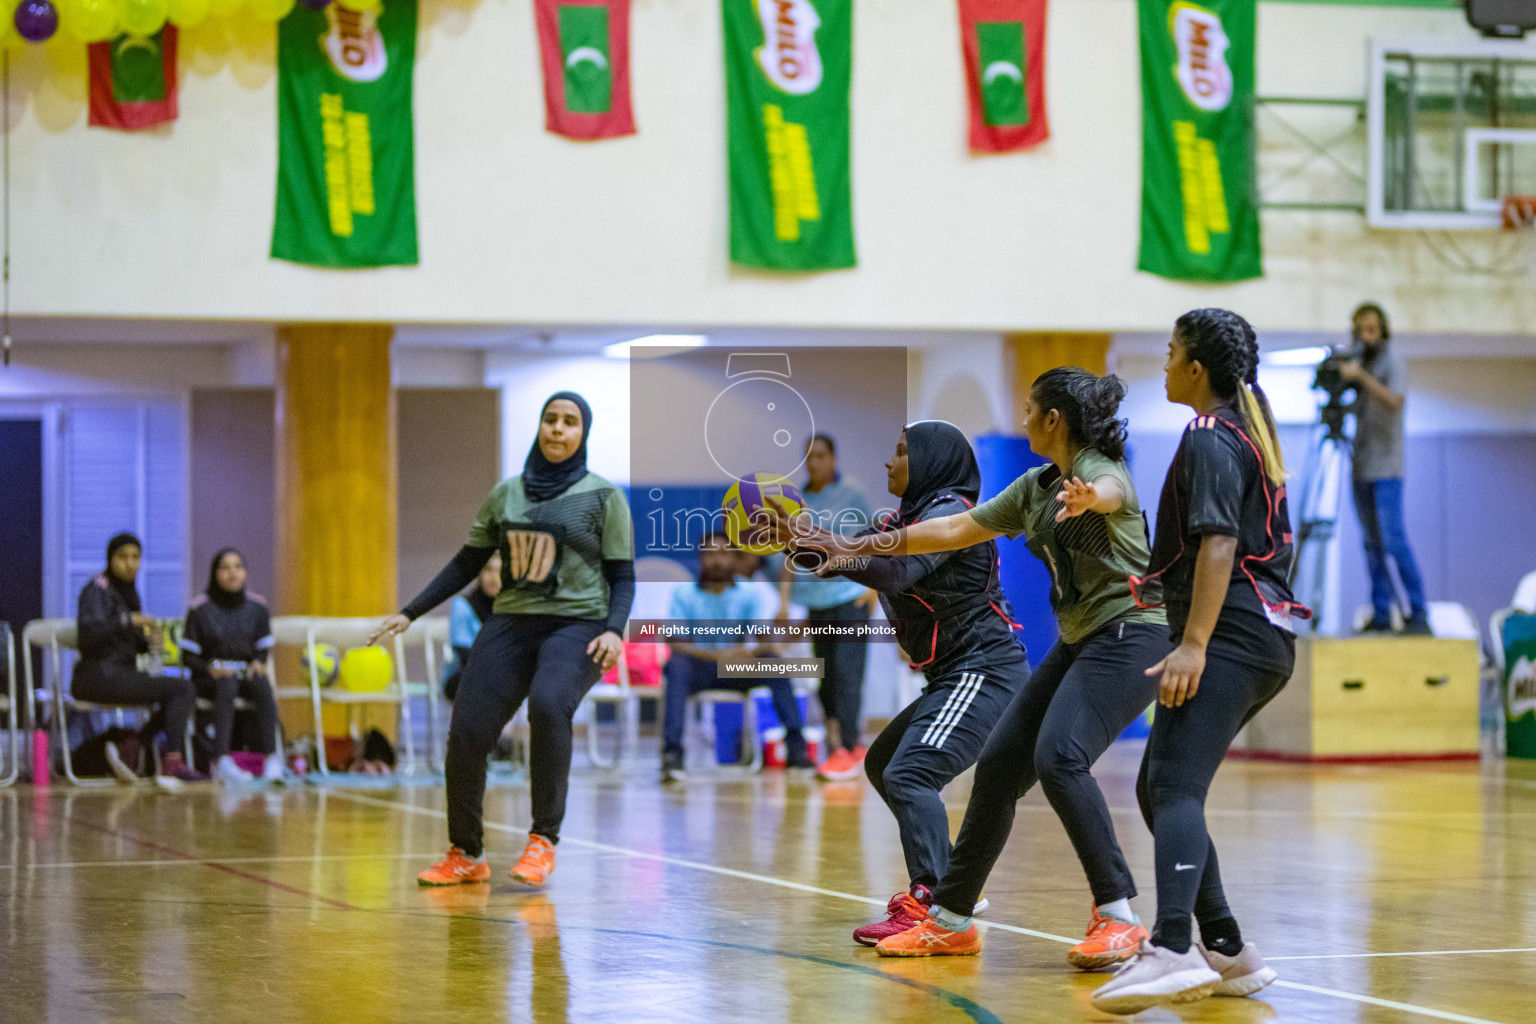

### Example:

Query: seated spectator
xmin=443 ymin=552 xmax=502 ymax=702
xmin=181 ymin=548 xmax=282 ymax=784
xmin=661 ymin=531 xmax=812 ymax=781
xmin=73 ymin=533 xmax=205 ymax=785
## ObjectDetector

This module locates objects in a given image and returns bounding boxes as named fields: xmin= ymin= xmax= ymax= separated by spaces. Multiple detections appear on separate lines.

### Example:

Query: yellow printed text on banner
xmin=320 ymin=94 xmax=377 ymax=239
xmin=1173 ymin=120 xmax=1230 ymax=255
xmin=764 ymin=104 xmax=821 ymax=242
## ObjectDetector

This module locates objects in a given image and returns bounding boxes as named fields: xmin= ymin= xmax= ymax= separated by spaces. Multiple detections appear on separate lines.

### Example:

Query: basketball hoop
xmin=1501 ymin=194 xmax=1536 ymax=230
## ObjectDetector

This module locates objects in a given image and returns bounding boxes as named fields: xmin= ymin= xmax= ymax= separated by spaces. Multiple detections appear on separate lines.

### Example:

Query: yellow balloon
xmin=336 ymin=0 xmax=378 ymax=11
xmin=119 ymin=0 xmax=168 ymax=36
xmin=206 ymin=0 xmax=242 ymax=19
xmin=246 ymin=0 xmax=292 ymax=19
xmin=0 ymin=18 xmax=24 ymax=50
xmin=64 ymin=0 xmax=118 ymax=42
xmin=166 ymin=0 xmax=208 ymax=25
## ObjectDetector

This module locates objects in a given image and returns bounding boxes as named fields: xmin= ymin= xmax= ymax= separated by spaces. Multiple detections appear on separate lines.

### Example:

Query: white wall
xmin=9 ymin=2 xmax=1536 ymax=333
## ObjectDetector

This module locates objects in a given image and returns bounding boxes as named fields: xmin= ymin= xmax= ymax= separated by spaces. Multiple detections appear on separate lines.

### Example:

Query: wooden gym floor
xmin=2 ymin=743 xmax=1534 ymax=1024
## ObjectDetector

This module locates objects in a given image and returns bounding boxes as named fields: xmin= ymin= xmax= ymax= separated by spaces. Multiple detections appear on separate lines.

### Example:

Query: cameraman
xmin=1342 ymin=303 xmax=1430 ymax=635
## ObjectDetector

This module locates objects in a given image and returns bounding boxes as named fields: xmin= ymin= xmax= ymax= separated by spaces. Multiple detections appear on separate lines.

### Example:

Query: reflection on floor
xmin=2 ymin=742 xmax=1534 ymax=1024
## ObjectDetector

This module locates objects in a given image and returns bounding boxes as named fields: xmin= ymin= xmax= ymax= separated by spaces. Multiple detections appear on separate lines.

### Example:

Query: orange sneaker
xmin=818 ymin=747 xmax=864 ymax=781
xmin=417 ymin=846 xmax=491 ymax=886
xmin=1068 ymin=905 xmax=1148 ymax=970
xmin=510 ymin=834 xmax=557 ymax=887
xmin=876 ymin=918 xmax=983 ymax=957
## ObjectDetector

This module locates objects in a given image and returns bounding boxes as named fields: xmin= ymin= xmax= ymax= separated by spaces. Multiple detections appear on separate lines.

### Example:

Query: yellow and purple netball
xmin=722 ymin=474 xmax=804 ymax=555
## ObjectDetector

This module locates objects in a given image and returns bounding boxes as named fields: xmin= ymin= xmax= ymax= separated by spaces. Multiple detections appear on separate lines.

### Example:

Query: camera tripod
xmin=1289 ymin=421 xmax=1351 ymax=634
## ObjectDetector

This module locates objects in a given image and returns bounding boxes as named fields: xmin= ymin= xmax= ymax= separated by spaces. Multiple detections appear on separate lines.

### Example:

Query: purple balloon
xmin=298 ymin=0 xmax=330 ymax=9
xmin=14 ymin=0 xmax=58 ymax=42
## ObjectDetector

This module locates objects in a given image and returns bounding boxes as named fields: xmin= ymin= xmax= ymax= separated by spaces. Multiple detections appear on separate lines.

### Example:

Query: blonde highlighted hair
xmin=1175 ymin=308 xmax=1288 ymax=487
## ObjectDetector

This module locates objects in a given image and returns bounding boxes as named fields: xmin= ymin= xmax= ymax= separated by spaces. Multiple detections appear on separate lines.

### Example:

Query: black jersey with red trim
xmin=1132 ymin=405 xmax=1309 ymax=639
xmin=832 ymin=495 xmax=1028 ymax=683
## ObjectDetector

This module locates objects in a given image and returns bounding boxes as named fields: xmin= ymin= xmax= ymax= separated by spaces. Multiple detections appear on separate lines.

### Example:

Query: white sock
xmin=932 ymin=905 xmax=973 ymax=932
xmin=1098 ymin=898 xmax=1136 ymax=924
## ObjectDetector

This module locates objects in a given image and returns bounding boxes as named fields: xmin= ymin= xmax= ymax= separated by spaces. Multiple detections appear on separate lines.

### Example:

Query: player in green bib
xmin=791 ymin=368 xmax=1170 ymax=964
xmin=373 ymin=392 xmax=634 ymax=890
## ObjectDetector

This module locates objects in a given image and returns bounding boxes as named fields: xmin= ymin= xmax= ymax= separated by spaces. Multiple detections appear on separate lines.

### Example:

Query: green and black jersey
xmin=970 ymin=448 xmax=1165 ymax=644
xmin=467 ymin=473 xmax=634 ymax=621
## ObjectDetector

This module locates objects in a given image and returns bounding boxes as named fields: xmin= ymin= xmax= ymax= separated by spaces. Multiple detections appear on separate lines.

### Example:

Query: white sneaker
xmin=1090 ymin=939 xmax=1222 ymax=1015
xmin=104 ymin=742 xmax=139 ymax=785
xmin=1198 ymin=941 xmax=1278 ymax=996
xmin=261 ymin=754 xmax=286 ymax=783
xmin=214 ymin=755 xmax=255 ymax=784
xmin=973 ymin=896 xmax=990 ymax=916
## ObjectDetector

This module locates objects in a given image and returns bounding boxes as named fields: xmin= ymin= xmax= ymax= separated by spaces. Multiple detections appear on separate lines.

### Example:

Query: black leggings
xmin=193 ymin=673 xmax=279 ymax=757
xmin=72 ymin=660 xmax=194 ymax=753
xmin=445 ymin=613 xmax=605 ymax=857
xmin=808 ymin=599 xmax=871 ymax=752
xmin=866 ymin=661 xmax=1026 ymax=889
xmin=934 ymin=619 xmax=1169 ymax=915
xmin=1137 ymin=620 xmax=1294 ymax=950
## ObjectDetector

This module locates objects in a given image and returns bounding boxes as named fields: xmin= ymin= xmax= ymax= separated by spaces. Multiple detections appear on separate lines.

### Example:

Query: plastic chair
xmin=26 ymin=619 xmax=162 ymax=787
xmin=685 ymin=687 xmax=766 ymax=773
xmin=304 ymin=618 xmax=417 ymax=777
xmin=268 ymin=615 xmax=315 ymax=702
xmin=1 ymin=624 xmax=18 ymax=787
xmin=397 ymin=616 xmax=447 ymax=774
xmin=583 ymin=645 xmax=640 ymax=770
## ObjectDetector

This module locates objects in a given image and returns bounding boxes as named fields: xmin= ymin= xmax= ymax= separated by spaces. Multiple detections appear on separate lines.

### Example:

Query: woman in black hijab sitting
xmin=182 ymin=548 xmax=283 ymax=784
xmin=73 ymin=533 xmax=205 ymax=785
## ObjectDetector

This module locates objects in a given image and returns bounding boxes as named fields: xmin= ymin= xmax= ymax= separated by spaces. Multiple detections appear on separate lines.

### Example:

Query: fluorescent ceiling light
xmin=603 ymin=334 xmax=708 ymax=358
xmin=1262 ymin=346 xmax=1330 ymax=367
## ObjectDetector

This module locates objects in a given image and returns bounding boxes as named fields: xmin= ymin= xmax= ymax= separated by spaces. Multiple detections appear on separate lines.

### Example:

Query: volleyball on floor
xmin=302 ymin=643 xmax=340 ymax=687
xmin=722 ymin=473 xmax=804 ymax=554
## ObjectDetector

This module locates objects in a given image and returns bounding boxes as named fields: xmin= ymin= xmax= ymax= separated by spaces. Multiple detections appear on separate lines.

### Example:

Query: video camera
xmin=1311 ymin=346 xmax=1359 ymax=443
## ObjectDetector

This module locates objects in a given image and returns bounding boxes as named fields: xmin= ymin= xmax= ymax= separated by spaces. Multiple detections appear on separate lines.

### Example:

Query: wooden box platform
xmin=1235 ymin=635 xmax=1481 ymax=761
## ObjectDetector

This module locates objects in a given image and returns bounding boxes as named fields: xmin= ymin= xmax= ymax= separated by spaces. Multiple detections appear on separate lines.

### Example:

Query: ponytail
xmin=1239 ymin=383 xmax=1287 ymax=486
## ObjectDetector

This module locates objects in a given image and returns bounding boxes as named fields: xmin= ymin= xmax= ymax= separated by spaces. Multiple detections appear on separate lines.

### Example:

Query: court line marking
xmin=1268 ymin=947 xmax=1536 ymax=961
xmin=1 ymin=852 xmax=454 ymax=870
xmin=326 ymin=790 xmax=1513 ymax=1024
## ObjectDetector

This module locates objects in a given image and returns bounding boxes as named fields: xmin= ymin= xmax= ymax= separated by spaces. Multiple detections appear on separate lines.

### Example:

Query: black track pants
xmin=934 ymin=619 xmax=1169 ymax=915
xmin=445 ymin=614 xmax=605 ymax=857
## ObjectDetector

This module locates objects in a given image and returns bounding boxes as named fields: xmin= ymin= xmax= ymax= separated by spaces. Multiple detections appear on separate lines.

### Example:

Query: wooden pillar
xmin=274 ymin=324 xmax=397 ymax=747
xmin=275 ymin=323 xmax=397 ymax=617
xmin=1006 ymin=332 xmax=1111 ymax=430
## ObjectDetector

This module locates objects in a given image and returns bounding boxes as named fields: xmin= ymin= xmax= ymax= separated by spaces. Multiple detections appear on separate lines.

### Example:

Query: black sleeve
xmin=180 ymin=606 xmax=210 ymax=676
xmin=402 ymin=545 xmax=496 ymax=621
xmin=602 ymin=559 xmax=636 ymax=636
xmin=253 ymin=603 xmax=274 ymax=664
xmin=830 ymin=501 xmax=963 ymax=592
xmin=77 ymin=584 xmax=141 ymax=659
xmin=1181 ymin=429 xmax=1245 ymax=538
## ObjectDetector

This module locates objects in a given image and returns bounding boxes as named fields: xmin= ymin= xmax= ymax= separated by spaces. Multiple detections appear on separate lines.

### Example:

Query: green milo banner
xmin=1502 ymin=613 xmax=1536 ymax=759
xmin=272 ymin=0 xmax=419 ymax=268
xmin=723 ymin=0 xmax=856 ymax=271
xmin=1137 ymin=0 xmax=1261 ymax=282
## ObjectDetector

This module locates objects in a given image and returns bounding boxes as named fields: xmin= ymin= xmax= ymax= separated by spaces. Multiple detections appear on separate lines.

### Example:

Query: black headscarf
xmin=105 ymin=532 xmax=143 ymax=613
xmin=206 ymin=547 xmax=247 ymax=610
xmin=522 ymin=391 xmax=592 ymax=502
xmin=897 ymin=421 xmax=981 ymax=526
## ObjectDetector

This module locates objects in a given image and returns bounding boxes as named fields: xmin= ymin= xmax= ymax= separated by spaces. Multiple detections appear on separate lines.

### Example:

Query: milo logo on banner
xmin=323 ymin=3 xmax=388 ymax=83
xmin=1168 ymin=1 xmax=1231 ymax=112
xmin=756 ymin=0 xmax=823 ymax=95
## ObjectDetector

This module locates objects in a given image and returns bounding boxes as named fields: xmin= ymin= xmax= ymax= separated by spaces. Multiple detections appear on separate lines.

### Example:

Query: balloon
xmin=118 ymin=0 xmax=167 ymax=35
xmin=14 ymin=0 xmax=59 ymax=40
xmin=246 ymin=0 xmax=291 ymax=19
xmin=335 ymin=0 xmax=377 ymax=11
xmin=166 ymin=0 xmax=206 ymax=25
xmin=63 ymin=0 xmax=118 ymax=41
xmin=205 ymin=0 xmax=241 ymax=18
